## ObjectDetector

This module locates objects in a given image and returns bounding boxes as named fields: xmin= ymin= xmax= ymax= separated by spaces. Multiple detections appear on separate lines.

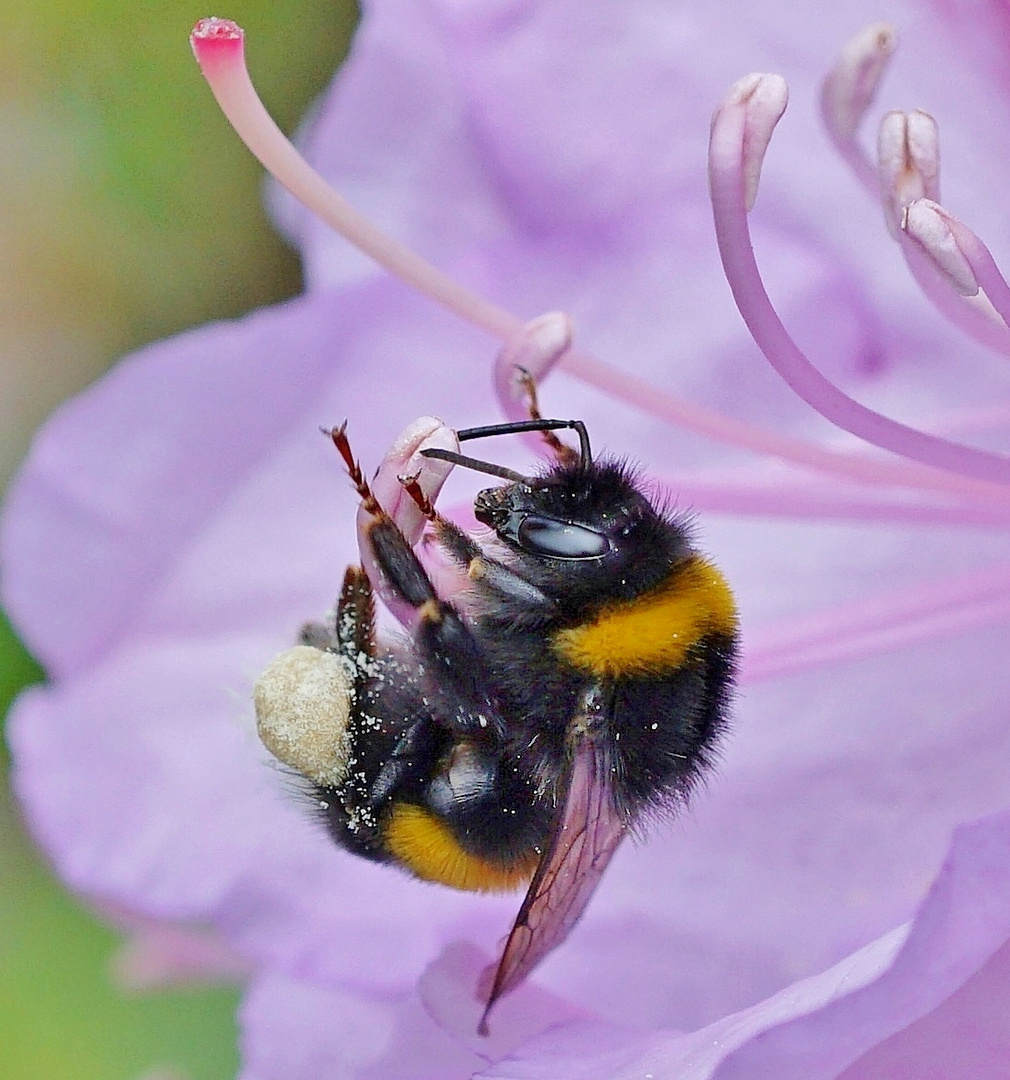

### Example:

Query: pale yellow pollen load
xmin=254 ymin=645 xmax=354 ymax=787
xmin=553 ymin=558 xmax=737 ymax=677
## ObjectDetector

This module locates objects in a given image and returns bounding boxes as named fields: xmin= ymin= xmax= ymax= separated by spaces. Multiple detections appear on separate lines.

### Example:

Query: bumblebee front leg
xmin=329 ymin=421 xmax=502 ymax=733
xmin=397 ymin=469 xmax=554 ymax=612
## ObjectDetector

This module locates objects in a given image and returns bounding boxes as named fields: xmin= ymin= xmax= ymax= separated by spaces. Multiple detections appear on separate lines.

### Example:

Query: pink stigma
xmin=190 ymin=18 xmax=244 ymax=70
xmin=191 ymin=16 xmax=243 ymax=44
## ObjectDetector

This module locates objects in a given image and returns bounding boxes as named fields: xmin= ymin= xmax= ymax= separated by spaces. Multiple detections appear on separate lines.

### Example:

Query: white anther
xmin=712 ymin=73 xmax=789 ymax=211
xmin=902 ymin=199 xmax=979 ymax=297
xmin=821 ymin=22 xmax=897 ymax=142
xmin=879 ymin=110 xmax=940 ymax=235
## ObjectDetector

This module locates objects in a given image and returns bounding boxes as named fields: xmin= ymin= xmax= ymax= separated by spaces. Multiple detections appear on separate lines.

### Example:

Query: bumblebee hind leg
xmin=314 ymin=567 xmax=439 ymax=859
xmin=333 ymin=565 xmax=377 ymax=665
xmin=299 ymin=564 xmax=376 ymax=657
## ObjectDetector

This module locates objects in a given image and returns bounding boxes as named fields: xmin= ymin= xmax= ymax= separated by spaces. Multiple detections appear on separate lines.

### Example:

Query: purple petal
xmin=713 ymin=808 xmax=1010 ymax=1078
xmin=418 ymin=941 xmax=586 ymax=1055
xmin=238 ymin=969 xmax=396 ymax=1080
xmin=480 ymin=809 xmax=1010 ymax=1079
xmin=239 ymin=966 xmax=488 ymax=1080
xmin=1 ymin=286 xmax=495 ymax=682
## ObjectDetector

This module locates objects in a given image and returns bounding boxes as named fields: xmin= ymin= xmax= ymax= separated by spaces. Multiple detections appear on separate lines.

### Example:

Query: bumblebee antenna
xmin=421 ymin=418 xmax=592 ymax=484
xmin=457 ymin=418 xmax=592 ymax=468
xmin=420 ymin=448 xmax=533 ymax=485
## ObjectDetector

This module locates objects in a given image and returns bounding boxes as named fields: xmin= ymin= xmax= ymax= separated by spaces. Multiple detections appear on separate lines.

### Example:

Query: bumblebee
xmin=255 ymin=400 xmax=738 ymax=1032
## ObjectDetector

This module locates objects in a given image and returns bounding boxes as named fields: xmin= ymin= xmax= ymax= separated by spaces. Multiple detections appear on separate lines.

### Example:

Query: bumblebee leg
xmin=392 ymin=472 xmax=554 ymax=610
xmin=396 ymin=473 xmax=436 ymax=522
xmin=366 ymin=518 xmax=501 ymax=734
xmin=329 ymin=422 xmax=492 ymax=729
xmin=298 ymin=618 xmax=336 ymax=651
xmin=329 ymin=422 xmax=383 ymax=515
xmin=515 ymin=366 xmax=580 ymax=466
xmin=333 ymin=565 xmax=377 ymax=664
xmin=433 ymin=514 xmax=554 ymax=609
xmin=298 ymin=565 xmax=377 ymax=659
xmin=312 ymin=569 xmax=436 ymax=858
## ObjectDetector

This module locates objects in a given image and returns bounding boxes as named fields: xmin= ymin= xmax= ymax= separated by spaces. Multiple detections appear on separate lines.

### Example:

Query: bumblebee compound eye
xmin=254 ymin=646 xmax=354 ymax=787
xmin=516 ymin=515 xmax=611 ymax=560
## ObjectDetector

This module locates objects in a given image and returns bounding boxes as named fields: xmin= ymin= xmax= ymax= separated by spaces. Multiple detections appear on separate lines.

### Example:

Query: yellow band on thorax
xmin=552 ymin=557 xmax=736 ymax=678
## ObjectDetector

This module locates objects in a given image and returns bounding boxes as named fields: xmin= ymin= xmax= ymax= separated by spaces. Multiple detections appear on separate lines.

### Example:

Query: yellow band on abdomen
xmin=383 ymin=803 xmax=537 ymax=893
xmin=552 ymin=558 xmax=737 ymax=678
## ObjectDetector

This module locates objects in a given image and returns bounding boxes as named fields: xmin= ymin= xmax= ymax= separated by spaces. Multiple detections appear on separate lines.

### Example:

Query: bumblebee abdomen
xmin=551 ymin=557 xmax=737 ymax=678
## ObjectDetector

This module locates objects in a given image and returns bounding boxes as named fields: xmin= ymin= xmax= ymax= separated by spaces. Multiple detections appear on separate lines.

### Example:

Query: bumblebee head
xmin=423 ymin=417 xmax=693 ymax=606
xmin=474 ymin=459 xmax=692 ymax=605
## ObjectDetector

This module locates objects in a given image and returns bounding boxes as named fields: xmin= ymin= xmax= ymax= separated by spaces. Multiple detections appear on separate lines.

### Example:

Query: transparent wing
xmin=478 ymin=734 xmax=625 ymax=1034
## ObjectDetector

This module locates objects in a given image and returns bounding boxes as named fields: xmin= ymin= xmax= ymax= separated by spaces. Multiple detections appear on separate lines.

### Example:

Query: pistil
xmin=190 ymin=17 xmax=522 ymax=342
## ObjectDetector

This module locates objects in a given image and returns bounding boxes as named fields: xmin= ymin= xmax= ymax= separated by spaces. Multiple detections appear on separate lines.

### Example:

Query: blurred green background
xmin=0 ymin=2 xmax=357 ymax=1076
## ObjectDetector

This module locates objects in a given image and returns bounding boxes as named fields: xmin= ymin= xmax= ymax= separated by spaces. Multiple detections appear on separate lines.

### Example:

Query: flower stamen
xmin=709 ymin=74 xmax=1010 ymax=489
xmin=713 ymin=73 xmax=789 ymax=212
xmin=653 ymin=472 xmax=1010 ymax=526
xmin=821 ymin=24 xmax=1010 ymax=358
xmin=820 ymin=21 xmax=896 ymax=190
xmin=903 ymin=200 xmax=1010 ymax=331
xmin=878 ymin=109 xmax=940 ymax=237
xmin=901 ymin=199 xmax=979 ymax=298
xmin=743 ymin=561 xmax=1010 ymax=683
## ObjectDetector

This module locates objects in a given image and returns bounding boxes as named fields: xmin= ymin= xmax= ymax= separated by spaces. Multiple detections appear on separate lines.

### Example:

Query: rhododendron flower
xmin=4 ymin=1 xmax=1010 ymax=1077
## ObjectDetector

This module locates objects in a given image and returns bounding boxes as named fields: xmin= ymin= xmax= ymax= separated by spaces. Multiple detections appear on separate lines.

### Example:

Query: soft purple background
xmin=4 ymin=0 xmax=1010 ymax=1076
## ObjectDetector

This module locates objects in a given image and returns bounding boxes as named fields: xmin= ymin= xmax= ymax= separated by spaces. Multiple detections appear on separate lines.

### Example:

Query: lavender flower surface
xmin=4 ymin=0 xmax=1010 ymax=1077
